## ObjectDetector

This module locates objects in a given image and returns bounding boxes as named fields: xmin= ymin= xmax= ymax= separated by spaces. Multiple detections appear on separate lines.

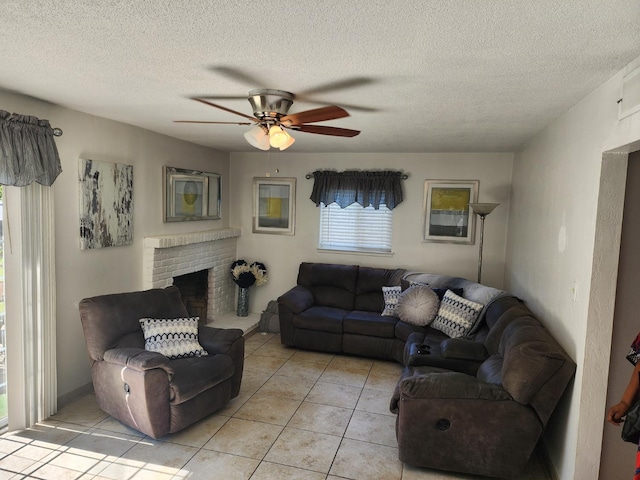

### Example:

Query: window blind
xmin=319 ymin=202 xmax=393 ymax=253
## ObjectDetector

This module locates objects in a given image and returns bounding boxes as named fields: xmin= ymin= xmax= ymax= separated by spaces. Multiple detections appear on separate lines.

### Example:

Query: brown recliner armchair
xmin=79 ymin=286 xmax=244 ymax=439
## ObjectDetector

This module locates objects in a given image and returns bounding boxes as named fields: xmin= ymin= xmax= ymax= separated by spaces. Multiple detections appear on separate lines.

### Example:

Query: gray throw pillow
xmin=396 ymin=285 xmax=440 ymax=326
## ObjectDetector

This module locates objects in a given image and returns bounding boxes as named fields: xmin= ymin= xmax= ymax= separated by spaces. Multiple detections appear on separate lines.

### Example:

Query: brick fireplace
xmin=143 ymin=228 xmax=240 ymax=322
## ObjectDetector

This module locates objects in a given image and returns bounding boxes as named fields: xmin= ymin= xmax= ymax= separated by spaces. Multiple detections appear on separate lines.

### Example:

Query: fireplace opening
xmin=173 ymin=270 xmax=208 ymax=325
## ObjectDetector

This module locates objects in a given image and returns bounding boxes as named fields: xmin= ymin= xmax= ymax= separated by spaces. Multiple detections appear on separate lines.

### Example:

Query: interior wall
xmin=0 ymin=89 xmax=230 ymax=401
xmin=507 ymin=55 xmax=640 ymax=480
xmin=229 ymin=152 xmax=513 ymax=317
xmin=600 ymin=150 xmax=640 ymax=479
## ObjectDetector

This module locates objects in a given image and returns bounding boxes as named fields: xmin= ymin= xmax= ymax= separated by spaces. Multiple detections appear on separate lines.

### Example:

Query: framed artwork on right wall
xmin=422 ymin=179 xmax=479 ymax=244
xmin=252 ymin=177 xmax=296 ymax=235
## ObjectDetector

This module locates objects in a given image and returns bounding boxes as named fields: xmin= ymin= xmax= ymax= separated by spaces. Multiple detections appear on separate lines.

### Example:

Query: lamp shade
xmin=244 ymin=125 xmax=270 ymax=150
xmin=268 ymin=125 xmax=289 ymax=148
xmin=278 ymin=133 xmax=295 ymax=151
xmin=468 ymin=203 xmax=499 ymax=216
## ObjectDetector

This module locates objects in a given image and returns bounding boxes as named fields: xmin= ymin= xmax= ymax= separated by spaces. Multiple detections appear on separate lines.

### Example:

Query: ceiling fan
xmin=175 ymin=89 xmax=360 ymax=151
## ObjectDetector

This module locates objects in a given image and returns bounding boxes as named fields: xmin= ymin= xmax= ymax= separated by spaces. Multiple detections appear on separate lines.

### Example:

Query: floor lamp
xmin=468 ymin=203 xmax=499 ymax=283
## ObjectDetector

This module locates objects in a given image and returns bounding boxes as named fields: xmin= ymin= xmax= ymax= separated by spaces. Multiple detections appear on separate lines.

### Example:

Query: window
xmin=319 ymin=202 xmax=393 ymax=254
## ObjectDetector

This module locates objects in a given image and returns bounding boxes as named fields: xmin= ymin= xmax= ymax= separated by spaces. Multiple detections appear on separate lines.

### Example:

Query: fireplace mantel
xmin=143 ymin=228 xmax=240 ymax=320
xmin=144 ymin=228 xmax=240 ymax=249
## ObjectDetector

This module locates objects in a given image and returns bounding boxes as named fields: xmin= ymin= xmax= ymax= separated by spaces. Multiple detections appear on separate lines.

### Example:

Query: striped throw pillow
xmin=139 ymin=317 xmax=208 ymax=359
xmin=430 ymin=290 xmax=484 ymax=338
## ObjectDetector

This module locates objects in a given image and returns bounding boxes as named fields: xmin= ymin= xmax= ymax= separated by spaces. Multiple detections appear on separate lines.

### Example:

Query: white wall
xmin=229 ymin=152 xmax=513 ymax=316
xmin=0 ymin=89 xmax=230 ymax=401
xmin=507 ymin=56 xmax=640 ymax=480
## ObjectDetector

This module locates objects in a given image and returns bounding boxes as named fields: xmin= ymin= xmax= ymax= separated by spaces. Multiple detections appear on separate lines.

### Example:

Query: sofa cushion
xmin=396 ymin=285 xmax=440 ymax=326
xmin=395 ymin=321 xmax=444 ymax=342
xmin=139 ymin=317 xmax=208 ymax=359
xmin=344 ymin=311 xmax=397 ymax=338
xmin=354 ymin=267 xmax=405 ymax=311
xmin=440 ymin=338 xmax=488 ymax=361
xmin=381 ymin=286 xmax=402 ymax=316
xmin=431 ymin=290 xmax=484 ymax=338
xmin=401 ymin=279 xmax=463 ymax=300
xmin=293 ymin=306 xmax=348 ymax=334
xmin=477 ymin=355 xmax=503 ymax=385
xmin=500 ymin=321 xmax=566 ymax=404
xmin=297 ymin=262 xmax=358 ymax=310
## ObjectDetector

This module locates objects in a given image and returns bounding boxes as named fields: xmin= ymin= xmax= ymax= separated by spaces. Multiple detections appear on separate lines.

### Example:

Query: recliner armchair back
xmin=79 ymin=286 xmax=245 ymax=439
xmin=80 ymin=287 xmax=188 ymax=361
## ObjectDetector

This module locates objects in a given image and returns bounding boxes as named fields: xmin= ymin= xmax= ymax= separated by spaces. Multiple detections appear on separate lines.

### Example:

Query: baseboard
xmin=57 ymin=382 xmax=94 ymax=409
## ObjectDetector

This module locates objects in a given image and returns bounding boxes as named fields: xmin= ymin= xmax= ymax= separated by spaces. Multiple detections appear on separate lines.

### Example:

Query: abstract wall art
xmin=252 ymin=177 xmax=296 ymax=235
xmin=79 ymin=158 xmax=133 ymax=249
xmin=422 ymin=179 xmax=478 ymax=244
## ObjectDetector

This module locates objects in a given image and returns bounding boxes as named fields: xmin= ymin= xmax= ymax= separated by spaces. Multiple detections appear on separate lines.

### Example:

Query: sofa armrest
xmin=198 ymin=326 xmax=244 ymax=355
xmin=277 ymin=285 xmax=314 ymax=314
xmin=440 ymin=338 xmax=488 ymax=362
xmin=103 ymin=348 xmax=174 ymax=378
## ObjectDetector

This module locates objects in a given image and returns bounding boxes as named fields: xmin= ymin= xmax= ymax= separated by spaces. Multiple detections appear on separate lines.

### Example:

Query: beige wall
xmin=507 ymin=55 xmax=640 ymax=480
xmin=0 ymin=89 xmax=230 ymax=400
xmin=229 ymin=152 xmax=513 ymax=317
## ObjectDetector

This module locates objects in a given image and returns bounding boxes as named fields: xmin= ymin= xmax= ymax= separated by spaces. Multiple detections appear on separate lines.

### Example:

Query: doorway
xmin=600 ymin=150 xmax=640 ymax=478
xmin=0 ymin=185 xmax=6 ymax=427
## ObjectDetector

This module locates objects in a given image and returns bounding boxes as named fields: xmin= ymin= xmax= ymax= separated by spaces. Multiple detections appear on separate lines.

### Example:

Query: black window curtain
xmin=0 ymin=110 xmax=62 ymax=187
xmin=310 ymin=170 xmax=404 ymax=210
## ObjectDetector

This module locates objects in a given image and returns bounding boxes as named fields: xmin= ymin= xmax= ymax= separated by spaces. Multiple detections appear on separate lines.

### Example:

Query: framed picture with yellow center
xmin=253 ymin=177 xmax=296 ymax=235
xmin=422 ymin=179 xmax=479 ymax=244
xmin=163 ymin=166 xmax=221 ymax=222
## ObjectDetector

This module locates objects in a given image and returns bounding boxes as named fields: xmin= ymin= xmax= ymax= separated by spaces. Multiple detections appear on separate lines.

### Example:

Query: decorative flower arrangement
xmin=230 ymin=260 xmax=268 ymax=288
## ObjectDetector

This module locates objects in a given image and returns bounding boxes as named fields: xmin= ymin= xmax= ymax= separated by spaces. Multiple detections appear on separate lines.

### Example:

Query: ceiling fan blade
xmin=209 ymin=66 xmax=268 ymax=88
xmin=291 ymin=125 xmax=360 ymax=137
xmin=281 ymin=106 xmax=349 ymax=126
xmin=191 ymin=98 xmax=256 ymax=122
xmin=174 ymin=120 xmax=253 ymax=125
xmin=299 ymin=77 xmax=375 ymax=96
xmin=296 ymin=98 xmax=380 ymax=113
xmin=192 ymin=94 xmax=248 ymax=101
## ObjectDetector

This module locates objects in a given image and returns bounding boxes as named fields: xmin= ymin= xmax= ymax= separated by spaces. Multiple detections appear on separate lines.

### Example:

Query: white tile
xmin=287 ymin=402 xmax=353 ymax=436
xmin=356 ymin=388 xmax=395 ymax=416
xmin=203 ymin=418 xmax=282 ymax=459
xmin=330 ymin=438 xmax=402 ymax=480
xmin=345 ymin=410 xmax=398 ymax=448
xmin=234 ymin=394 xmax=301 ymax=426
xmin=264 ymin=427 xmax=341 ymax=474
xmin=179 ymin=449 xmax=259 ymax=479
xmin=250 ymin=461 xmax=326 ymax=480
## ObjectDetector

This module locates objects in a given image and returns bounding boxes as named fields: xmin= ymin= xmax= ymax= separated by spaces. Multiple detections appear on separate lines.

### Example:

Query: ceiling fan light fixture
xmin=268 ymin=125 xmax=289 ymax=148
xmin=279 ymin=133 xmax=295 ymax=151
xmin=244 ymin=125 xmax=270 ymax=150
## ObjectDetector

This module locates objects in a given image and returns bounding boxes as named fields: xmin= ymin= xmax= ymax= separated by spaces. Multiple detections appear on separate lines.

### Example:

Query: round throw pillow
xmin=396 ymin=285 xmax=440 ymax=326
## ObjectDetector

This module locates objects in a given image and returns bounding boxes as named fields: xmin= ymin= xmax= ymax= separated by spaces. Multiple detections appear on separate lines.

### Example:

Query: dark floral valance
xmin=0 ymin=110 xmax=62 ymax=187
xmin=310 ymin=170 xmax=404 ymax=210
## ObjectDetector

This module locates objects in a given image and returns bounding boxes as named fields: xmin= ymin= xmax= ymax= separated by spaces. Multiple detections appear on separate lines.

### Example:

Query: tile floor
xmin=0 ymin=333 xmax=553 ymax=480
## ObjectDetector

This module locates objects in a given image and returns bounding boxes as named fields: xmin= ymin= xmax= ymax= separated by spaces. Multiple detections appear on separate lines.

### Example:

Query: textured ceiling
xmin=1 ymin=1 xmax=639 ymax=153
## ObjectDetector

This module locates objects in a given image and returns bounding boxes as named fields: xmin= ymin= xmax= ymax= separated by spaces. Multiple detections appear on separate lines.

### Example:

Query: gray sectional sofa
xmin=277 ymin=262 xmax=576 ymax=479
